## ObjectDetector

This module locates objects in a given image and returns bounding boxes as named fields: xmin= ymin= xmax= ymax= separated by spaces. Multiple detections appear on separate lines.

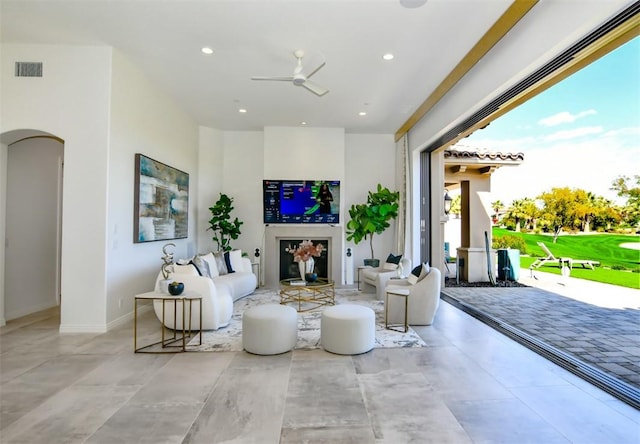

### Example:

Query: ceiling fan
xmin=251 ymin=49 xmax=329 ymax=97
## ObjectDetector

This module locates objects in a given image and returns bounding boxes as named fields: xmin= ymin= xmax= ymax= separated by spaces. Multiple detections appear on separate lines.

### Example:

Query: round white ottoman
xmin=242 ymin=304 xmax=298 ymax=355
xmin=321 ymin=304 xmax=375 ymax=355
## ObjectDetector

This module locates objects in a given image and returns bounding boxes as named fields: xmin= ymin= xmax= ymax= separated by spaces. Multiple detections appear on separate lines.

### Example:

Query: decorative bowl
xmin=168 ymin=282 xmax=184 ymax=296
xmin=305 ymin=272 xmax=318 ymax=283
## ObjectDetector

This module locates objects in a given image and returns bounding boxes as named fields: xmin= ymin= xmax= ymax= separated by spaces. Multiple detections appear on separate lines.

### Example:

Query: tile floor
xmin=1 ymin=295 xmax=639 ymax=443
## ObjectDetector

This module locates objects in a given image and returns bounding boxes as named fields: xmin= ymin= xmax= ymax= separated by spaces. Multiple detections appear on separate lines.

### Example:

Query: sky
xmin=460 ymin=37 xmax=639 ymax=206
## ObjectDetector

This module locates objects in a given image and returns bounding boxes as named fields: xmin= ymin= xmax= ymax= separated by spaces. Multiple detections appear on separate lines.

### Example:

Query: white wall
xmin=105 ymin=49 xmax=199 ymax=328
xmin=1 ymin=44 xmax=112 ymax=332
xmin=5 ymin=138 xmax=63 ymax=320
xmin=344 ymin=133 xmax=397 ymax=264
xmin=1 ymin=43 xmax=396 ymax=331
xmin=222 ymin=131 xmax=264 ymax=257
xmin=1 ymin=44 xmax=199 ymax=331
xmin=193 ymin=127 xmax=397 ymax=285
xmin=197 ymin=127 xmax=224 ymax=254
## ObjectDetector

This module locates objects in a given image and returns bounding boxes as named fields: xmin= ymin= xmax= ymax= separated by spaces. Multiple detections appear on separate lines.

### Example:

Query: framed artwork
xmin=134 ymin=153 xmax=189 ymax=243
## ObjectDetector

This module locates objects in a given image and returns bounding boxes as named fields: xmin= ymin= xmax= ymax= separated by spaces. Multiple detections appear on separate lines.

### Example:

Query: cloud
xmin=489 ymin=136 xmax=638 ymax=206
xmin=543 ymin=126 xmax=603 ymax=142
xmin=538 ymin=109 xmax=597 ymax=127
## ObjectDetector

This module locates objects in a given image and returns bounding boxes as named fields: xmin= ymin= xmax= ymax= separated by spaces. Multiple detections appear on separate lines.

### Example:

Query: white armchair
xmin=361 ymin=257 xmax=412 ymax=300
xmin=384 ymin=267 xmax=441 ymax=326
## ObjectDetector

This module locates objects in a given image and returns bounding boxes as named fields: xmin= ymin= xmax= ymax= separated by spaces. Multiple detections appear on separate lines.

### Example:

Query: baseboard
xmin=107 ymin=304 xmax=153 ymax=331
xmin=58 ymin=304 xmax=153 ymax=333
xmin=59 ymin=323 xmax=108 ymax=334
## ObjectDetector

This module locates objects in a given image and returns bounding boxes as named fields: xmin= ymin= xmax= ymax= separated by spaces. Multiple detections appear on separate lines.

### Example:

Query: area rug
xmin=187 ymin=288 xmax=426 ymax=352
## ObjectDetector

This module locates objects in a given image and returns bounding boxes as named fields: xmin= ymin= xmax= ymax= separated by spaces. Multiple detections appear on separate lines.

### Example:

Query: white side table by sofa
xmin=385 ymin=287 xmax=409 ymax=333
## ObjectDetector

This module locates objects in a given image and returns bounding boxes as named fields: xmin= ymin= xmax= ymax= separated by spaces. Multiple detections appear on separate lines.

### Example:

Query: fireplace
xmin=264 ymin=225 xmax=343 ymax=287
xmin=279 ymin=239 xmax=329 ymax=280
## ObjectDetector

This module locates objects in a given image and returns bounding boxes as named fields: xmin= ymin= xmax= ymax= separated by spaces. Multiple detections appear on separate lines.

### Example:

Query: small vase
xmin=158 ymin=279 xmax=171 ymax=294
xmin=298 ymin=257 xmax=314 ymax=281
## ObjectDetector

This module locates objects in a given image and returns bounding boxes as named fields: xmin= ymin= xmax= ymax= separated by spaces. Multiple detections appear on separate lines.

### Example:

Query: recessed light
xmin=382 ymin=53 xmax=394 ymax=61
xmin=400 ymin=0 xmax=428 ymax=8
xmin=359 ymin=111 xmax=367 ymax=116
xmin=201 ymin=47 xmax=214 ymax=55
xmin=238 ymin=108 xmax=247 ymax=113
xmin=301 ymin=121 xmax=307 ymax=125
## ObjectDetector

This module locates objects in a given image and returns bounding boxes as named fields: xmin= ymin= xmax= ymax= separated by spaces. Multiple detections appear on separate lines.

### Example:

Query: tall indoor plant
xmin=346 ymin=184 xmax=399 ymax=267
xmin=207 ymin=193 xmax=243 ymax=252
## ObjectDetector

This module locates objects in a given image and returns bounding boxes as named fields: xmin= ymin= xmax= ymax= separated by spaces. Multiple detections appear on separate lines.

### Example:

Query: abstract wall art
xmin=134 ymin=153 xmax=189 ymax=243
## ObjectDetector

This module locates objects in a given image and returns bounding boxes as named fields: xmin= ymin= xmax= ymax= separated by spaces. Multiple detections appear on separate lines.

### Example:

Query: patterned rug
xmin=187 ymin=287 xmax=426 ymax=352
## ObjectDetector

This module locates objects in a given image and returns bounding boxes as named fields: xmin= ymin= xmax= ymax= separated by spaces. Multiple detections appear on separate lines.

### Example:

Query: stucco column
xmin=457 ymin=177 xmax=493 ymax=282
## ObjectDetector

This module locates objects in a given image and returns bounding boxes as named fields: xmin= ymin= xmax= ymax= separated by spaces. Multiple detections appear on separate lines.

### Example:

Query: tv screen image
xmin=263 ymin=180 xmax=340 ymax=224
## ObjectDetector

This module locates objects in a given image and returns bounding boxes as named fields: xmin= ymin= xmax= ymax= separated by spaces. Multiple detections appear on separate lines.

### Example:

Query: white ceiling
xmin=0 ymin=1 xmax=633 ymax=134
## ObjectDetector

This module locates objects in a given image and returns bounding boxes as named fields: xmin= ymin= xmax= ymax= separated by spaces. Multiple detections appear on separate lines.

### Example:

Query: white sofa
xmin=153 ymin=250 xmax=256 ymax=331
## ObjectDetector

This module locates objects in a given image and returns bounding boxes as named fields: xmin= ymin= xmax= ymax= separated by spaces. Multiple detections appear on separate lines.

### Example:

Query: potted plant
xmin=346 ymin=184 xmax=400 ymax=267
xmin=207 ymin=193 xmax=243 ymax=252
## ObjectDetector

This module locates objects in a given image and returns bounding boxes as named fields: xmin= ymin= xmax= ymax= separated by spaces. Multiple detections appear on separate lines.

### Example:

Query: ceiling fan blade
xmin=305 ymin=61 xmax=326 ymax=79
xmin=251 ymin=76 xmax=294 ymax=81
xmin=302 ymin=80 xmax=329 ymax=97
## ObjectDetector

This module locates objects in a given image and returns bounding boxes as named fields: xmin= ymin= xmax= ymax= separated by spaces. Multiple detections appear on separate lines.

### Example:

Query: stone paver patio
xmin=441 ymin=269 xmax=640 ymax=407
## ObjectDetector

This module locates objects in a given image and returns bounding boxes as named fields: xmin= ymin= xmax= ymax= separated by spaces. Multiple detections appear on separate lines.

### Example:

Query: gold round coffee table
xmin=279 ymin=278 xmax=335 ymax=312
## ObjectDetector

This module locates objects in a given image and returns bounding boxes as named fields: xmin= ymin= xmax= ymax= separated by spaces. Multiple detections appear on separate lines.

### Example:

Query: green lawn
xmin=493 ymin=228 xmax=640 ymax=289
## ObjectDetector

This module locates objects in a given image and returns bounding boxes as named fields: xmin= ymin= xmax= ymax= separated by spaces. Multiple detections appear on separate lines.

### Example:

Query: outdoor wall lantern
xmin=444 ymin=189 xmax=453 ymax=215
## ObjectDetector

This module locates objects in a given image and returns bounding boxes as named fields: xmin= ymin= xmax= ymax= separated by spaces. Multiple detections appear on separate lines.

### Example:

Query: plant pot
xmin=363 ymin=258 xmax=379 ymax=268
xmin=168 ymin=282 xmax=185 ymax=296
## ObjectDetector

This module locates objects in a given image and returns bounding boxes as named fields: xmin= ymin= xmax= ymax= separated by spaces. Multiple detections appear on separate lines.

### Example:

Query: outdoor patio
xmin=442 ymin=268 xmax=640 ymax=409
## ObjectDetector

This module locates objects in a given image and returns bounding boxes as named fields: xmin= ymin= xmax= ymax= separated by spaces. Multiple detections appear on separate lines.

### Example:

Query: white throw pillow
xmin=229 ymin=249 xmax=243 ymax=273
xmin=383 ymin=262 xmax=398 ymax=271
xmin=201 ymin=252 xmax=219 ymax=277
xmin=407 ymin=262 xmax=430 ymax=285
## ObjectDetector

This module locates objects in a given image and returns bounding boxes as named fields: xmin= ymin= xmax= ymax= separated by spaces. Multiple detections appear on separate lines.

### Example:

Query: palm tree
xmin=491 ymin=200 xmax=504 ymax=224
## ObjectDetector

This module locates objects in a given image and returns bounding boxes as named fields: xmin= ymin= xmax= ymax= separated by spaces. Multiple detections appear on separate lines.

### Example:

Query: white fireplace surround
xmin=264 ymin=225 xmax=344 ymax=288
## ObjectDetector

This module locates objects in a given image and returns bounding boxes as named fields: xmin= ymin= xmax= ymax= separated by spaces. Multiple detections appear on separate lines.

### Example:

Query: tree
xmin=506 ymin=198 xmax=529 ymax=232
xmin=346 ymin=184 xmax=399 ymax=261
xmin=572 ymin=190 xmax=598 ymax=233
xmin=537 ymin=187 xmax=579 ymax=242
xmin=450 ymin=194 xmax=461 ymax=218
xmin=491 ymin=200 xmax=504 ymax=224
xmin=207 ymin=193 xmax=243 ymax=252
xmin=611 ymin=175 xmax=640 ymax=228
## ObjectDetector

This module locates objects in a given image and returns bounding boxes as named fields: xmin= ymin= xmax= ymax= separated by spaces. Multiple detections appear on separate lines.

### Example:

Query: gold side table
xmin=385 ymin=287 xmax=410 ymax=333
xmin=134 ymin=291 xmax=202 ymax=353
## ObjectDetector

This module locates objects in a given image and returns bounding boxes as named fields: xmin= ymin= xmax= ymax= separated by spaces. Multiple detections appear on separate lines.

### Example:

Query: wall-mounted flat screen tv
xmin=263 ymin=180 xmax=340 ymax=224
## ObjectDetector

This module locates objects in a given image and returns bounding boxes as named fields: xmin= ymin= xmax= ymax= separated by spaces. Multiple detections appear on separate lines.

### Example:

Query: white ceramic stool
xmin=242 ymin=304 xmax=298 ymax=355
xmin=321 ymin=304 xmax=375 ymax=355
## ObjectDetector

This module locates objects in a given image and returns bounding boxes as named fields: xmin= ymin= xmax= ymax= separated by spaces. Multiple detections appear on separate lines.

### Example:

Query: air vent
xmin=15 ymin=62 xmax=43 ymax=77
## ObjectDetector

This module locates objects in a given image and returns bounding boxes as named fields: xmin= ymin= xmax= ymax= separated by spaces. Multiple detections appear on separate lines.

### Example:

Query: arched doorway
xmin=1 ymin=130 xmax=64 ymax=325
